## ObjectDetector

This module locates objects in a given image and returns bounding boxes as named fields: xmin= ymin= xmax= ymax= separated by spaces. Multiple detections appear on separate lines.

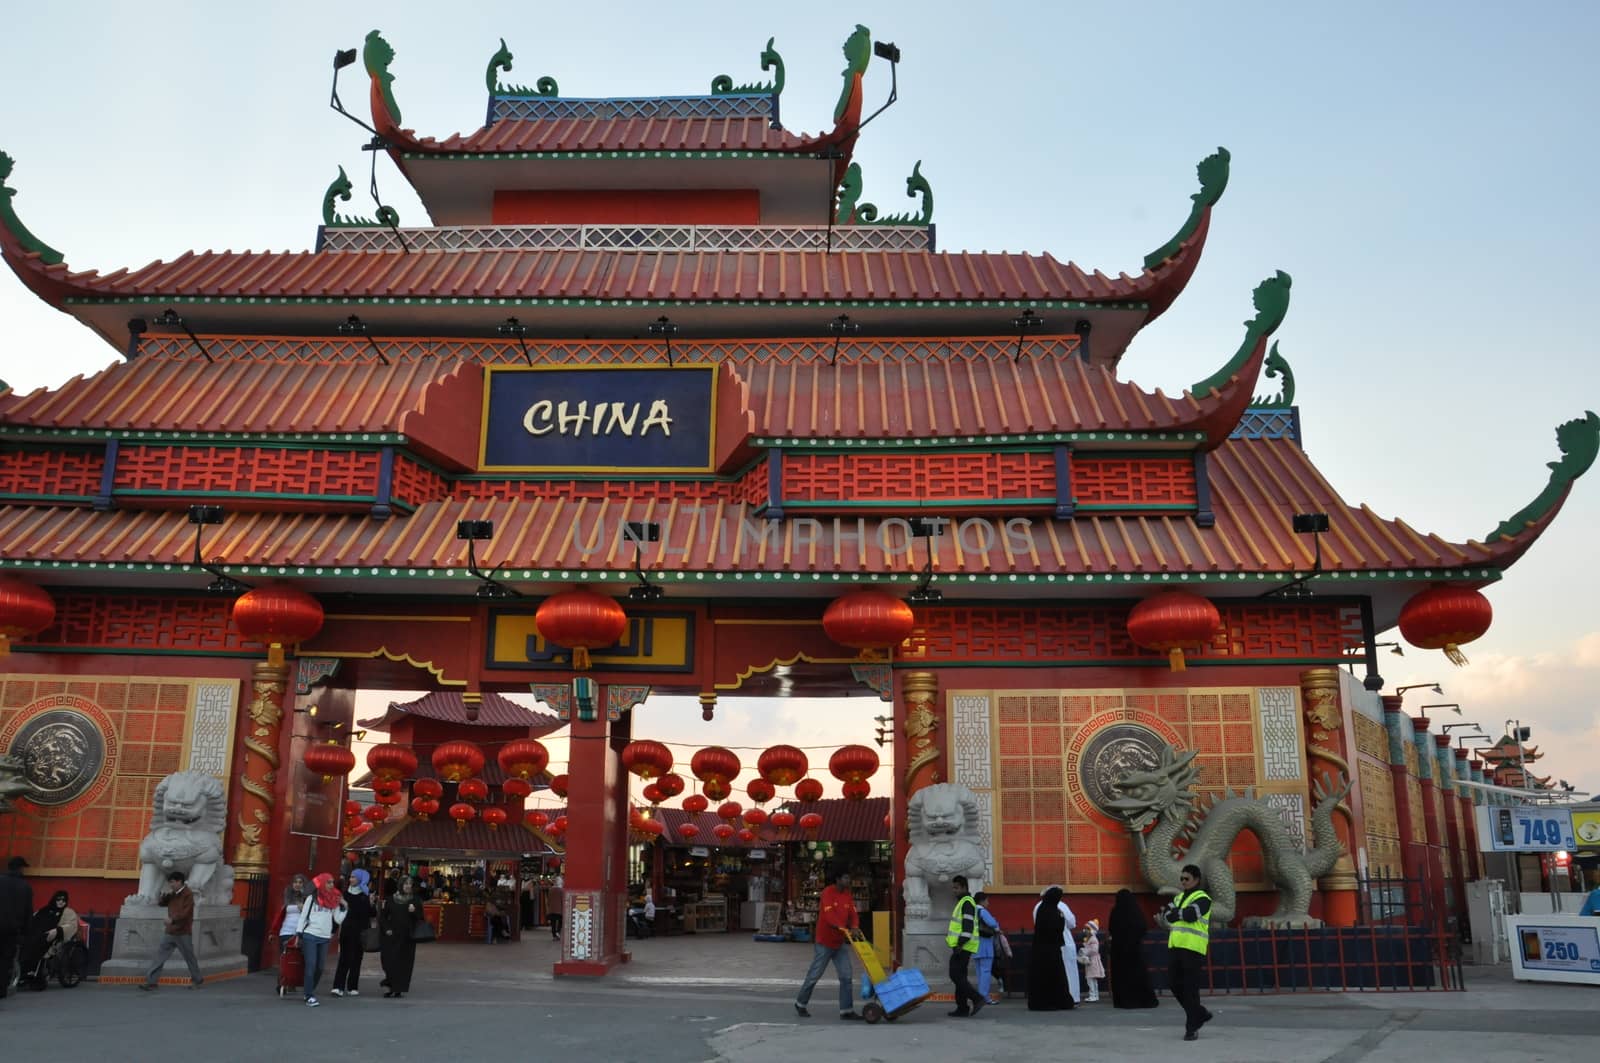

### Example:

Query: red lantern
xmin=629 ymin=807 xmax=646 ymax=830
xmin=449 ymin=802 xmax=477 ymax=830
xmin=841 ymin=779 xmax=872 ymax=801
xmin=884 ymin=813 xmax=892 ymax=830
xmin=746 ymin=779 xmax=776 ymax=805
xmin=344 ymin=800 xmax=362 ymax=817
xmin=828 ymin=745 xmax=879 ymax=784
xmin=1399 ymin=585 xmax=1494 ymax=665
xmin=497 ymin=738 xmax=550 ymax=781
xmin=691 ymin=746 xmax=741 ymax=786
xmin=304 ymin=741 xmax=356 ymax=784
xmin=0 ymin=576 xmax=54 ymax=656
xmin=712 ymin=823 xmax=736 ymax=841
xmin=529 ymin=811 xmax=549 ymax=828
xmin=795 ymin=778 xmax=824 ymax=803
xmin=502 ymin=778 xmax=533 ymax=800
xmin=1126 ymin=590 xmax=1221 ymax=671
xmin=642 ymin=783 xmax=664 ymax=805
xmin=737 ymin=828 xmax=757 ymax=843
xmin=549 ymin=774 xmax=569 ymax=798
xmin=640 ymin=818 xmax=664 ymax=837
xmin=410 ymin=796 xmax=439 ymax=820
xmin=458 ymin=778 xmax=489 ymax=803
xmin=702 ymin=778 xmax=732 ymax=801
xmin=231 ymin=582 xmax=324 ymax=667
xmin=413 ymin=778 xmax=444 ymax=801
xmin=481 ymin=807 xmax=508 ymax=831
xmin=823 ymin=589 xmax=915 ymax=659
xmin=621 ymin=740 xmax=674 ymax=780
xmin=682 ymin=794 xmax=709 ymax=814
xmin=654 ymin=773 xmax=686 ymax=799
xmin=799 ymin=812 xmax=824 ymax=832
xmin=372 ymin=778 xmax=403 ymax=796
xmin=679 ymin=823 xmax=701 ymax=840
xmin=432 ymin=740 xmax=485 ymax=783
xmin=771 ymin=810 xmax=797 ymax=830
xmin=374 ymin=790 xmax=403 ymax=806
xmin=743 ymin=808 xmax=769 ymax=826
xmin=535 ymin=587 xmax=628 ymax=670
xmin=758 ymin=745 xmax=809 ymax=787
xmin=362 ymin=804 xmax=388 ymax=824
xmin=551 ymin=815 xmax=569 ymax=834
xmin=366 ymin=743 xmax=417 ymax=783
xmin=717 ymin=801 xmax=743 ymax=822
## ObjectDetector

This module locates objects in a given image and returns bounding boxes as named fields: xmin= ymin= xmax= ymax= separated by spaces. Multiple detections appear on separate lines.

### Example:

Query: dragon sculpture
xmin=320 ymin=166 xmax=399 ymax=228
xmin=1487 ymin=410 xmax=1600 ymax=542
xmin=712 ymin=37 xmax=785 ymax=96
xmin=1251 ymin=341 xmax=1296 ymax=407
xmin=836 ymin=161 xmax=934 ymax=227
xmin=487 ymin=37 xmax=558 ymax=97
xmin=1106 ymin=747 xmax=1351 ymax=928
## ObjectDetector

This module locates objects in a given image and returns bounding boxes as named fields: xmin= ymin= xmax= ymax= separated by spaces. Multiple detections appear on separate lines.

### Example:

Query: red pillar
xmin=1435 ymin=735 xmax=1469 ymax=919
xmin=1381 ymin=696 xmax=1425 ymax=917
xmin=553 ymin=686 xmax=631 ymax=976
xmin=1453 ymin=749 xmax=1479 ymax=880
xmin=1413 ymin=716 xmax=1449 ymax=926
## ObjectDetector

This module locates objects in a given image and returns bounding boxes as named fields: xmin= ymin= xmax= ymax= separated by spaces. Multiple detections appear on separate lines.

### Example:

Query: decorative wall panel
xmin=1071 ymin=456 xmax=1196 ymax=505
xmin=1358 ymin=758 xmax=1401 ymax=874
xmin=0 ymin=447 xmax=104 ymax=498
xmin=1257 ymin=686 xmax=1302 ymax=780
xmin=30 ymin=595 xmax=245 ymax=654
xmin=186 ymin=683 xmax=238 ymax=777
xmin=949 ymin=692 xmax=994 ymax=883
xmin=782 ymin=452 xmax=1055 ymax=505
xmin=113 ymin=445 xmax=380 ymax=499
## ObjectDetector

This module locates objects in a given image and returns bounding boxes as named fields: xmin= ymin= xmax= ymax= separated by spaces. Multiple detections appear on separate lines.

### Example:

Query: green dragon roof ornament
xmin=1190 ymin=270 xmax=1292 ymax=400
xmin=364 ymin=30 xmax=402 ymax=126
xmin=321 ymin=166 xmax=399 ymax=228
xmin=1143 ymin=147 xmax=1230 ymax=269
xmin=835 ymin=25 xmax=872 ymax=124
xmin=713 ymin=37 xmax=785 ymax=96
xmin=488 ymin=38 xmax=558 ymax=97
xmin=835 ymin=161 xmax=934 ymax=226
xmin=1487 ymin=410 xmax=1600 ymax=541
xmin=0 ymin=152 xmax=64 ymax=266
xmin=1251 ymin=341 xmax=1296 ymax=407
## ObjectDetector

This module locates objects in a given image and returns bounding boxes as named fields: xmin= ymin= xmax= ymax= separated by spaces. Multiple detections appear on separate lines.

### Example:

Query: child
xmin=974 ymin=891 xmax=1002 ymax=1003
xmin=1080 ymin=918 xmax=1104 ymax=1002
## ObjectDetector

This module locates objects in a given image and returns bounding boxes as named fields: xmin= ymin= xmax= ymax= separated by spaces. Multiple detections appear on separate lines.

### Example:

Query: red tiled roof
xmin=348 ymin=815 xmax=557 ymax=855
xmin=391 ymin=114 xmax=817 ymax=156
xmin=358 ymin=691 xmax=562 ymax=731
xmin=657 ymin=797 xmax=889 ymax=845
xmin=0 ymin=435 xmax=1546 ymax=580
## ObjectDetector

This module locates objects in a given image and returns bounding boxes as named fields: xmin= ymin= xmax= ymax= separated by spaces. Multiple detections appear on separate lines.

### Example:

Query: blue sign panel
xmin=1476 ymin=804 xmax=1576 ymax=853
xmin=480 ymin=366 xmax=717 ymax=472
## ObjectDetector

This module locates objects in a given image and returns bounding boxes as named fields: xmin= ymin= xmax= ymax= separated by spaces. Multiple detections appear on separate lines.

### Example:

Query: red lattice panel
xmin=33 ymin=595 xmax=244 ymax=652
xmin=458 ymin=479 xmax=734 ymax=503
xmin=1214 ymin=604 xmax=1363 ymax=659
xmin=732 ymin=459 xmax=769 ymax=506
xmin=114 ymin=445 xmax=381 ymax=498
xmin=0 ymin=447 xmax=104 ymax=498
xmin=1072 ymin=456 xmax=1196 ymax=505
xmin=391 ymin=456 xmax=449 ymax=507
xmin=781 ymin=451 xmax=1055 ymax=504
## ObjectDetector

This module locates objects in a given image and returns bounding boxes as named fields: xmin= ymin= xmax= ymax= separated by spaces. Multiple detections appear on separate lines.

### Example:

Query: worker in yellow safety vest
xmin=1163 ymin=864 xmax=1216 ymax=1041
xmin=944 ymin=875 xmax=986 ymax=1017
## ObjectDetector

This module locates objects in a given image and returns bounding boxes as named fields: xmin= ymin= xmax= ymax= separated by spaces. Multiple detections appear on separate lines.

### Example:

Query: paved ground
xmin=2 ymin=932 xmax=1594 ymax=1062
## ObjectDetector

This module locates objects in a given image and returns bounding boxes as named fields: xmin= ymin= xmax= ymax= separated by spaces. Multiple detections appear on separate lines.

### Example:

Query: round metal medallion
xmin=10 ymin=709 xmax=106 ymax=806
xmin=1078 ymin=723 xmax=1166 ymax=817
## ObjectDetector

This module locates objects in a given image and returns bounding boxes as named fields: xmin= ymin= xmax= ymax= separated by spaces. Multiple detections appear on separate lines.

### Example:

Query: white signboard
xmin=1507 ymin=915 xmax=1600 ymax=985
xmin=1475 ymin=805 xmax=1575 ymax=853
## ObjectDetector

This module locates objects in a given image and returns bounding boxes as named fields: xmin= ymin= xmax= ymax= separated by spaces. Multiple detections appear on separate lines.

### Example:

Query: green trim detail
xmin=0 ymin=152 xmax=64 ymax=266
xmin=61 ymin=295 xmax=1152 ymax=313
xmin=1251 ymin=341 xmax=1296 ymax=408
xmin=1190 ymin=270 xmax=1291 ymax=400
xmin=321 ymin=166 xmax=399 ymax=228
xmin=0 ymin=427 xmax=408 ymax=445
xmin=402 ymin=149 xmax=804 ymax=162
xmin=1488 ymin=410 xmax=1600 ymax=541
xmin=1143 ymin=147 xmax=1230 ymax=269
xmin=840 ymin=161 xmax=933 ymax=226
xmin=835 ymin=25 xmax=872 ymax=124
xmin=755 ymin=431 xmax=1205 ymax=448
xmin=712 ymin=37 xmax=784 ymax=97
xmin=364 ymin=30 xmax=402 ymax=127
xmin=488 ymin=37 xmax=558 ymax=97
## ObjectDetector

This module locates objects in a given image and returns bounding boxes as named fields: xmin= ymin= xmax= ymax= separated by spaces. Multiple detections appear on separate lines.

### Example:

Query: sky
xmin=1 ymin=2 xmax=1596 ymax=794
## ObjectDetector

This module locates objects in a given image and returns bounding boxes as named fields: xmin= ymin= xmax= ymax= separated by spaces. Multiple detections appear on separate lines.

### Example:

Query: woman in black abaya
xmin=1027 ymin=886 xmax=1072 ymax=1010
xmin=379 ymin=876 xmax=420 ymax=998
xmin=1107 ymin=888 xmax=1159 ymax=1009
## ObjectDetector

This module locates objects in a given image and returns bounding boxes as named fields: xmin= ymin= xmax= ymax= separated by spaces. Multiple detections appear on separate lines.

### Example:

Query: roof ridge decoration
xmin=712 ymin=37 xmax=785 ymax=97
xmin=835 ymin=25 xmax=872 ymax=125
xmin=364 ymin=30 xmax=402 ymax=128
xmin=1487 ymin=410 xmax=1600 ymax=542
xmin=487 ymin=37 xmax=558 ymax=98
xmin=1251 ymin=341 xmax=1295 ymax=408
xmin=321 ymin=166 xmax=400 ymax=228
xmin=1145 ymin=147 xmax=1230 ymax=269
xmin=1191 ymin=270 xmax=1292 ymax=400
xmin=835 ymin=161 xmax=933 ymax=226
xmin=0 ymin=152 xmax=63 ymax=266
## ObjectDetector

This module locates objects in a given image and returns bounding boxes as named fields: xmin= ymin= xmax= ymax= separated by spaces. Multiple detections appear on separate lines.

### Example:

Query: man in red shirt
xmin=793 ymin=867 xmax=863 ymax=1020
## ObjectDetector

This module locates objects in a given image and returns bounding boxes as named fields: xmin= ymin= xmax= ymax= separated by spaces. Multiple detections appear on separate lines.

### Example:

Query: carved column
xmin=1299 ymin=667 xmax=1356 ymax=925
xmin=234 ymin=661 xmax=290 ymax=873
xmin=1382 ymin=696 xmax=1425 ymax=914
xmin=901 ymin=672 xmax=942 ymax=797
xmin=1413 ymin=718 xmax=1449 ymax=926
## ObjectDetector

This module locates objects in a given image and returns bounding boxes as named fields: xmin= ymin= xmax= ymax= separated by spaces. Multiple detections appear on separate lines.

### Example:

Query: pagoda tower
xmin=0 ymin=25 xmax=1595 ymax=976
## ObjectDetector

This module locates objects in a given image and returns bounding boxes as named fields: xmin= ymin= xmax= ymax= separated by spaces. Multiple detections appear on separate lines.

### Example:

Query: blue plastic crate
xmin=873 ymin=968 xmax=930 ymax=1014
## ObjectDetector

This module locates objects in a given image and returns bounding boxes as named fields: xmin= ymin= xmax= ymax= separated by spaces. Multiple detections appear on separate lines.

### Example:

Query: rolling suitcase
xmin=277 ymin=942 xmax=304 ymax=997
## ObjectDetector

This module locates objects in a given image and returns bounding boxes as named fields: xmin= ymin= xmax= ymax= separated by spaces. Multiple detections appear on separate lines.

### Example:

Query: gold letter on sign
xmin=234 ymin=661 xmax=288 ymax=872
xmin=901 ymin=671 xmax=941 ymax=795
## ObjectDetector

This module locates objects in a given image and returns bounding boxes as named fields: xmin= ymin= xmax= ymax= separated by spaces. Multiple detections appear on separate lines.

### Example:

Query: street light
xmin=1394 ymin=683 xmax=1443 ymax=697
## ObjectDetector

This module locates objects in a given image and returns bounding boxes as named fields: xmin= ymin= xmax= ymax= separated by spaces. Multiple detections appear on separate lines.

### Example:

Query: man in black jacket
xmin=0 ymin=855 xmax=34 ymax=999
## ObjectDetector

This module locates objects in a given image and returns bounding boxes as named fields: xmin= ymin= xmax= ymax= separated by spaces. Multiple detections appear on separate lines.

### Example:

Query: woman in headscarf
xmin=296 ymin=872 xmax=347 ymax=1007
xmin=379 ymin=875 xmax=421 ymax=998
xmin=1026 ymin=886 xmax=1071 ymax=1010
xmin=1107 ymin=888 xmax=1159 ymax=1009
xmin=19 ymin=889 xmax=75 ymax=985
xmin=267 ymin=874 xmax=309 ymax=954
xmin=1031 ymin=884 xmax=1081 ymax=1004
xmin=332 ymin=868 xmax=375 ymax=996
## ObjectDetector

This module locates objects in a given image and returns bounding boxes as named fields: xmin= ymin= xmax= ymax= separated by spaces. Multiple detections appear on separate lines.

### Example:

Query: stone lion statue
xmin=128 ymin=770 xmax=235 ymax=905
xmin=902 ymin=782 xmax=987 ymax=920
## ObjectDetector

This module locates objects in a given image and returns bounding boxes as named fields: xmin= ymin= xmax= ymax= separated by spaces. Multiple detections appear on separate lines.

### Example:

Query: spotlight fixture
xmin=499 ymin=317 xmax=532 ymax=364
xmin=1421 ymin=703 xmax=1462 ymax=716
xmin=624 ymin=520 xmax=664 ymax=601
xmin=1265 ymin=512 xmax=1331 ymax=599
xmin=1395 ymin=683 xmax=1443 ymax=697
xmin=906 ymin=517 xmax=944 ymax=604
xmin=186 ymin=504 xmax=251 ymax=594
xmin=154 ymin=308 xmax=214 ymax=364
xmin=827 ymin=313 xmax=861 ymax=366
xmin=1011 ymin=308 xmax=1045 ymax=362
xmin=858 ymin=39 xmax=902 ymax=133
xmin=338 ymin=314 xmax=388 ymax=365
xmin=455 ymin=519 xmax=520 ymax=598
xmin=648 ymin=316 xmax=679 ymax=368
xmin=326 ymin=44 xmax=409 ymax=252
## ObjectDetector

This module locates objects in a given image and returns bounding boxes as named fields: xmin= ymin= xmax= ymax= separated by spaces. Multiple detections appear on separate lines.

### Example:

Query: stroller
xmin=20 ymin=918 xmax=90 ymax=990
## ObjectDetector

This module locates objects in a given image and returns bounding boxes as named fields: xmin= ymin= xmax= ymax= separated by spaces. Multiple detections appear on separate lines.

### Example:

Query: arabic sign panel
xmin=488 ymin=609 xmax=694 ymax=672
